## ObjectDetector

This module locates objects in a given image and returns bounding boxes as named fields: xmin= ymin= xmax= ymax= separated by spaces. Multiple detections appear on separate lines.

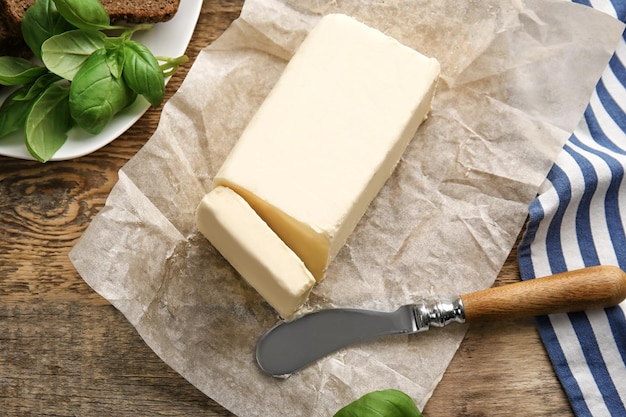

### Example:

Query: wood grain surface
xmin=0 ymin=1 xmax=574 ymax=415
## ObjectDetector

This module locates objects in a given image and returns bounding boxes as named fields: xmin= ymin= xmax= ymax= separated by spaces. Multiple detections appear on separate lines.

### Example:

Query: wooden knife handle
xmin=461 ymin=265 xmax=626 ymax=322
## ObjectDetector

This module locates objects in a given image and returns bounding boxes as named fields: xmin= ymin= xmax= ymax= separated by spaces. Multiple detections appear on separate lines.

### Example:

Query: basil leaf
xmin=21 ymin=0 xmax=75 ymax=60
xmin=122 ymin=40 xmax=165 ymax=107
xmin=105 ymin=45 xmax=125 ymax=80
xmin=52 ymin=0 xmax=111 ymax=30
xmin=334 ymin=390 xmax=423 ymax=417
xmin=0 ymin=87 xmax=34 ymax=138
xmin=13 ymin=73 xmax=62 ymax=101
xmin=103 ymin=36 xmax=125 ymax=50
xmin=41 ymin=29 xmax=107 ymax=80
xmin=0 ymin=57 xmax=48 ymax=86
xmin=103 ymin=37 xmax=126 ymax=79
xmin=25 ymin=82 xmax=73 ymax=162
xmin=69 ymin=49 xmax=137 ymax=134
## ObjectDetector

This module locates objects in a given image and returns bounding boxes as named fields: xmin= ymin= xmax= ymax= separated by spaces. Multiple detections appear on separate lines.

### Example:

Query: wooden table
xmin=0 ymin=1 xmax=574 ymax=415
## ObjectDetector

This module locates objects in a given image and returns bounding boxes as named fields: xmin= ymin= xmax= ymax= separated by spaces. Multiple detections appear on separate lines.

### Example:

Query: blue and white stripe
xmin=518 ymin=1 xmax=626 ymax=415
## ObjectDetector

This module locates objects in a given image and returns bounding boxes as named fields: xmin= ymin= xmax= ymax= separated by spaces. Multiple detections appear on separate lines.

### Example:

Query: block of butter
xmin=197 ymin=13 xmax=440 ymax=318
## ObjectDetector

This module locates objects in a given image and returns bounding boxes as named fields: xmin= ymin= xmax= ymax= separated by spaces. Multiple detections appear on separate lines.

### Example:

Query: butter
xmin=196 ymin=186 xmax=315 ymax=318
xmin=213 ymin=13 xmax=440 ymax=280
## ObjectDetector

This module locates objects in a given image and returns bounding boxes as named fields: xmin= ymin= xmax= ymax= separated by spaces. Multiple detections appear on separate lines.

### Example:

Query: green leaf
xmin=25 ymin=82 xmax=73 ymax=162
xmin=103 ymin=36 xmax=125 ymax=50
xmin=13 ymin=73 xmax=62 ymax=101
xmin=334 ymin=390 xmax=423 ymax=417
xmin=0 ymin=87 xmax=35 ymax=138
xmin=0 ymin=57 xmax=48 ymax=86
xmin=21 ymin=0 xmax=75 ymax=60
xmin=122 ymin=40 xmax=165 ymax=107
xmin=69 ymin=49 xmax=137 ymax=134
xmin=41 ymin=29 xmax=107 ymax=80
xmin=105 ymin=45 xmax=125 ymax=80
xmin=52 ymin=0 xmax=111 ymax=30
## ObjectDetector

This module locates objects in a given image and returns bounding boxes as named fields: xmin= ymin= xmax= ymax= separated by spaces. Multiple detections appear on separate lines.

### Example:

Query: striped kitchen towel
xmin=517 ymin=0 xmax=626 ymax=416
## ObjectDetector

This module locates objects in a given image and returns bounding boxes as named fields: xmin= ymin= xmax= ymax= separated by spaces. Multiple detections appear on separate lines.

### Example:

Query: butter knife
xmin=255 ymin=265 xmax=626 ymax=376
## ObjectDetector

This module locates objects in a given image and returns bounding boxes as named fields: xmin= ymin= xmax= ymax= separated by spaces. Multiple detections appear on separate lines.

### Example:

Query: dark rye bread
xmin=0 ymin=3 xmax=29 ymax=57
xmin=101 ymin=0 xmax=181 ymax=24
xmin=0 ymin=0 xmax=180 ymax=56
xmin=3 ymin=0 xmax=181 ymax=25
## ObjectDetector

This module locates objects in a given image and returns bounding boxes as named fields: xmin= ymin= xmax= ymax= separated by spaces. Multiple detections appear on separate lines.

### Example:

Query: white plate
xmin=0 ymin=0 xmax=202 ymax=161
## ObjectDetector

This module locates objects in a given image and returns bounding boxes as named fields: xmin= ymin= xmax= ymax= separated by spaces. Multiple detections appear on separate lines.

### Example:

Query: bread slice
xmin=100 ymin=0 xmax=181 ymax=24
xmin=0 ymin=0 xmax=181 ymax=57
xmin=2 ymin=0 xmax=181 ymax=28
xmin=0 ymin=4 xmax=29 ymax=57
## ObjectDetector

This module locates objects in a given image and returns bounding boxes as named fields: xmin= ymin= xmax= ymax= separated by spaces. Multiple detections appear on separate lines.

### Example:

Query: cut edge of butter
xmin=216 ymin=180 xmax=330 ymax=281
xmin=196 ymin=186 xmax=316 ymax=319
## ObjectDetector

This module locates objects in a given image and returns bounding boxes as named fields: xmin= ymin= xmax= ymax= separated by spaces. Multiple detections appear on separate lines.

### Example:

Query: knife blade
xmin=255 ymin=265 xmax=626 ymax=376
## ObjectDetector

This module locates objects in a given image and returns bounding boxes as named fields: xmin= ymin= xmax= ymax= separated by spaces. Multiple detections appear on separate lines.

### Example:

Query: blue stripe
xmin=578 ymin=107 xmax=626 ymax=268
xmin=584 ymin=106 xmax=626 ymax=155
xmin=573 ymin=0 xmax=626 ymax=21
xmin=595 ymin=79 xmax=626 ymax=136
xmin=518 ymin=198 xmax=544 ymax=281
xmin=544 ymin=164 xmax=571 ymax=273
xmin=571 ymin=1 xmax=625 ymax=24
xmin=563 ymin=143 xmax=601 ymax=267
xmin=535 ymin=315 xmax=593 ymax=417
xmin=569 ymin=311 xmax=626 ymax=414
xmin=608 ymin=53 xmax=626 ymax=92
xmin=604 ymin=175 xmax=626 ymax=269
xmin=605 ymin=306 xmax=626 ymax=365
xmin=611 ymin=0 xmax=626 ymax=22
xmin=568 ymin=136 xmax=626 ymax=269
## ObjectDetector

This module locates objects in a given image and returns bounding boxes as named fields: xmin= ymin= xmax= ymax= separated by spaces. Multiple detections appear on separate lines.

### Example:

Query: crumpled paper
xmin=69 ymin=0 xmax=624 ymax=415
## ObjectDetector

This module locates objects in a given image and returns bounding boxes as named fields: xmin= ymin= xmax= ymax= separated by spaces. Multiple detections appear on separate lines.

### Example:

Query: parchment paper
xmin=69 ymin=0 xmax=624 ymax=415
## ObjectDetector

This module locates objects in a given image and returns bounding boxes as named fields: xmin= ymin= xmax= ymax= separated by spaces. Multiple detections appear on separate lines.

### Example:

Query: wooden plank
xmin=0 ymin=302 xmax=227 ymax=415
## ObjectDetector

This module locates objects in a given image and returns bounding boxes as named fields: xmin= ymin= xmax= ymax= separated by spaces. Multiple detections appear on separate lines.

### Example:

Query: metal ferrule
xmin=412 ymin=297 xmax=466 ymax=332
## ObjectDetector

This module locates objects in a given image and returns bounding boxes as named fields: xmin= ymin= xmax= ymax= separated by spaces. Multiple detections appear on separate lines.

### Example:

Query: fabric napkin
xmin=518 ymin=1 xmax=626 ymax=415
